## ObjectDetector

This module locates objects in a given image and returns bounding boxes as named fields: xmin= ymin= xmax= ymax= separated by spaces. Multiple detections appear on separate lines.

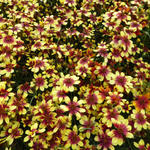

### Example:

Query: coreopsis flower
xmin=106 ymin=91 xmax=123 ymax=106
xmin=85 ymin=90 xmax=103 ymax=110
xmin=79 ymin=116 xmax=95 ymax=138
xmin=131 ymin=109 xmax=149 ymax=131
xmin=102 ymin=107 xmax=123 ymax=127
xmin=0 ymin=46 xmax=14 ymax=60
xmin=9 ymin=93 xmax=29 ymax=115
xmin=62 ymin=125 xmax=83 ymax=149
xmin=43 ymin=65 xmax=57 ymax=78
xmin=6 ymin=122 xmax=23 ymax=145
xmin=133 ymin=94 xmax=150 ymax=111
xmin=78 ymin=57 xmax=90 ymax=66
xmin=94 ymin=65 xmax=110 ymax=81
xmin=109 ymin=119 xmax=133 ymax=146
xmin=0 ymin=81 xmax=14 ymax=101
xmin=94 ymin=42 xmax=108 ymax=57
xmin=129 ymin=21 xmax=142 ymax=31
xmin=119 ymin=31 xmax=134 ymax=52
xmin=58 ymin=74 xmax=80 ymax=92
xmin=31 ymin=40 xmax=45 ymax=51
xmin=107 ymin=71 xmax=133 ymax=92
xmin=94 ymin=129 xmax=114 ymax=150
xmin=51 ymin=86 xmax=69 ymax=103
xmin=32 ymin=101 xmax=57 ymax=128
xmin=0 ymin=59 xmax=16 ymax=77
xmin=30 ymin=74 xmax=48 ymax=91
xmin=103 ymin=20 xmax=119 ymax=31
xmin=134 ymin=139 xmax=146 ymax=150
xmin=60 ymin=96 xmax=86 ymax=120
xmin=112 ymin=11 xmax=131 ymax=23
xmin=109 ymin=47 xmax=122 ymax=62
xmin=75 ymin=64 xmax=90 ymax=78
xmin=0 ymin=32 xmax=16 ymax=46
xmin=17 ymin=82 xmax=32 ymax=95
xmin=24 ymin=123 xmax=45 ymax=143
xmin=26 ymin=57 xmax=48 ymax=73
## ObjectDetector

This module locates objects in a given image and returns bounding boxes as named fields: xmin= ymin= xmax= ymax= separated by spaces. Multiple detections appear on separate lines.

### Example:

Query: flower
xmin=0 ymin=33 xmax=16 ymax=46
xmin=131 ymin=109 xmax=148 ymax=131
xmin=102 ymin=107 xmax=122 ymax=127
xmin=94 ymin=129 xmax=114 ymax=150
xmin=108 ymin=71 xmax=133 ymax=92
xmin=24 ymin=122 xmax=45 ymax=143
xmin=58 ymin=74 xmax=80 ymax=92
xmin=26 ymin=57 xmax=48 ymax=73
xmin=109 ymin=119 xmax=133 ymax=146
xmin=60 ymin=96 xmax=85 ymax=120
xmin=62 ymin=125 xmax=83 ymax=149
xmin=6 ymin=122 xmax=23 ymax=145
xmin=51 ymin=86 xmax=69 ymax=103
xmin=94 ymin=65 xmax=110 ymax=81
xmin=33 ymin=101 xmax=57 ymax=128
xmin=0 ymin=59 xmax=16 ymax=77
xmin=30 ymin=74 xmax=48 ymax=91
xmin=133 ymin=94 xmax=150 ymax=111
xmin=9 ymin=93 xmax=29 ymax=115
xmin=106 ymin=91 xmax=123 ymax=106
xmin=85 ymin=91 xmax=103 ymax=110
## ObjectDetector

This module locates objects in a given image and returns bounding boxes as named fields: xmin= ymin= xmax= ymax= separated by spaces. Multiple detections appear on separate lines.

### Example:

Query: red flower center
xmin=3 ymin=35 xmax=14 ymax=44
xmin=64 ymin=78 xmax=74 ymax=87
xmin=36 ymin=77 xmax=44 ymax=87
xmin=86 ymin=94 xmax=98 ymax=105
xmin=68 ymin=131 xmax=80 ymax=144
xmin=115 ymin=76 xmax=126 ymax=86
xmin=68 ymin=102 xmax=79 ymax=114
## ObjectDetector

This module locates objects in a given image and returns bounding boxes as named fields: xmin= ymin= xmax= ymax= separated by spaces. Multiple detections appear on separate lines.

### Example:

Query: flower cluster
xmin=0 ymin=0 xmax=150 ymax=149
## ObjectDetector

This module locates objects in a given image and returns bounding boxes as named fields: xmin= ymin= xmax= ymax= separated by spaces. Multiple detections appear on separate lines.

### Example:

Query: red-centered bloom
xmin=1 ymin=46 xmax=12 ymax=59
xmin=95 ymin=130 xmax=114 ymax=150
xmin=18 ymin=82 xmax=32 ymax=94
xmin=95 ymin=65 xmax=110 ymax=81
xmin=0 ymin=83 xmax=14 ymax=101
xmin=63 ymin=126 xmax=83 ymax=149
xmin=133 ymin=94 xmax=150 ymax=111
xmin=102 ymin=108 xmax=121 ymax=127
xmin=85 ymin=91 xmax=102 ymax=109
xmin=109 ymin=48 xmax=122 ymax=62
xmin=26 ymin=57 xmax=47 ymax=73
xmin=3 ymin=35 xmax=15 ymax=44
xmin=108 ymin=71 xmax=133 ymax=92
xmin=58 ymin=74 xmax=80 ymax=92
xmin=119 ymin=32 xmax=134 ymax=52
xmin=94 ymin=43 xmax=108 ymax=58
xmin=6 ymin=122 xmax=23 ymax=145
xmin=60 ymin=97 xmax=85 ymax=120
xmin=131 ymin=110 xmax=148 ymax=131
xmin=52 ymin=86 xmax=69 ymax=103
xmin=31 ymin=74 xmax=48 ymax=91
xmin=33 ymin=101 xmax=56 ymax=128
xmin=10 ymin=93 xmax=29 ymax=115
xmin=78 ymin=57 xmax=89 ymax=65
xmin=110 ymin=119 xmax=133 ymax=146
xmin=106 ymin=92 xmax=123 ymax=105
